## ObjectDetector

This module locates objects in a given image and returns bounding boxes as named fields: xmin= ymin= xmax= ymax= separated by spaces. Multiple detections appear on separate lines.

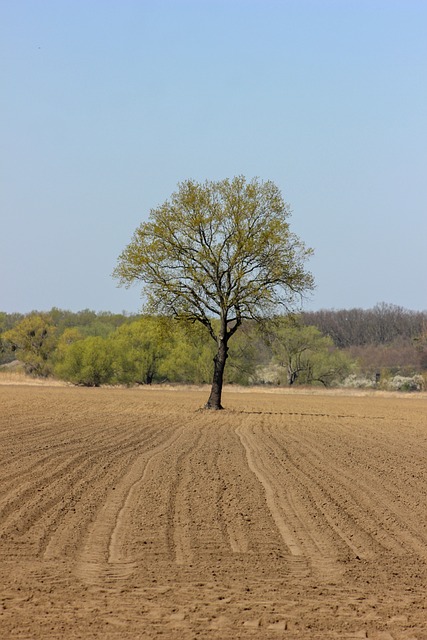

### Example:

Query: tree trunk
xmin=288 ymin=368 xmax=300 ymax=385
xmin=205 ymin=338 xmax=228 ymax=409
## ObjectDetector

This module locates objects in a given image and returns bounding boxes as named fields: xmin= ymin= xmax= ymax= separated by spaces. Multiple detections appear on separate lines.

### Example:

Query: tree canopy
xmin=114 ymin=176 xmax=314 ymax=408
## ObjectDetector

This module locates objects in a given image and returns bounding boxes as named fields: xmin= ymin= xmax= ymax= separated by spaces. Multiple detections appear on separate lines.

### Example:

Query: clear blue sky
xmin=1 ymin=0 xmax=426 ymax=314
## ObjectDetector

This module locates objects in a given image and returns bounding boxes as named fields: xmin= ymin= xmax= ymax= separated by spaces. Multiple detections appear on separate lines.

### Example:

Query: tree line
xmin=1 ymin=305 xmax=426 ymax=389
xmin=302 ymin=303 xmax=426 ymax=347
xmin=302 ymin=303 xmax=427 ymax=378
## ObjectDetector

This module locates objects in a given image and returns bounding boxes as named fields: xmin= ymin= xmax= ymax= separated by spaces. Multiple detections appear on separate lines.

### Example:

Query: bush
xmin=55 ymin=336 xmax=114 ymax=386
xmin=340 ymin=374 xmax=376 ymax=389
xmin=386 ymin=375 xmax=424 ymax=392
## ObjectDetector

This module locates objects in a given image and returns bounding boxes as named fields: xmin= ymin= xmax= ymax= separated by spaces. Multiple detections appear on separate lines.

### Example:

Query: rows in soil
xmin=0 ymin=386 xmax=426 ymax=639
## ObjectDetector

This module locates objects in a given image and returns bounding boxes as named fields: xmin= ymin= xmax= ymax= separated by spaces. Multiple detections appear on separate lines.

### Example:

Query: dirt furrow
xmin=277 ymin=425 xmax=427 ymax=559
xmin=262 ymin=428 xmax=382 ymax=560
xmin=0 ymin=429 xmax=167 ymax=555
xmin=75 ymin=424 xmax=185 ymax=586
xmin=168 ymin=428 xmax=204 ymax=565
xmin=1 ymin=386 xmax=426 ymax=639
xmin=236 ymin=424 xmax=304 ymax=556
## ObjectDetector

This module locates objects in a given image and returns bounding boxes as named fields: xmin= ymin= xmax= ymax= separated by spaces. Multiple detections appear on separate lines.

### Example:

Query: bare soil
xmin=0 ymin=385 xmax=426 ymax=639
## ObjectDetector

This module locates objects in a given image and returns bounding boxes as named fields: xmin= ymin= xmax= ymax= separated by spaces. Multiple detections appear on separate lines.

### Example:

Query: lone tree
xmin=113 ymin=176 xmax=314 ymax=409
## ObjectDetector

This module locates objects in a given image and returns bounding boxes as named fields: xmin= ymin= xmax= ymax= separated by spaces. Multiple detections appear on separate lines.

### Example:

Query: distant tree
xmin=158 ymin=322 xmax=215 ymax=384
xmin=2 ymin=313 xmax=57 ymax=376
xmin=114 ymin=176 xmax=314 ymax=409
xmin=224 ymin=322 xmax=265 ymax=385
xmin=414 ymin=329 xmax=427 ymax=370
xmin=53 ymin=327 xmax=85 ymax=372
xmin=55 ymin=336 xmax=114 ymax=386
xmin=0 ymin=312 xmax=25 ymax=364
xmin=0 ymin=311 xmax=25 ymax=333
xmin=268 ymin=317 xmax=352 ymax=386
xmin=345 ymin=332 xmax=427 ymax=378
xmin=111 ymin=316 xmax=167 ymax=385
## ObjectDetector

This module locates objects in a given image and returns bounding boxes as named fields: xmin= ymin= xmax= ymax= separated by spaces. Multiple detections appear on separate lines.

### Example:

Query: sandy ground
xmin=0 ymin=385 xmax=426 ymax=639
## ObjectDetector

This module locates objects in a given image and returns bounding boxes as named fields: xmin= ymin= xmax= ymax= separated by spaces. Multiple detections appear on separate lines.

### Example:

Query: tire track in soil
xmin=236 ymin=422 xmax=345 ymax=582
xmin=213 ymin=432 xmax=251 ymax=555
xmin=0 ymin=423 xmax=153 ymax=506
xmin=169 ymin=417 xmax=272 ymax=568
xmin=75 ymin=424 xmax=185 ymax=587
xmin=0 ymin=428 xmax=165 ymax=557
xmin=168 ymin=428 xmax=204 ymax=566
xmin=215 ymin=421 xmax=291 ymax=562
xmin=42 ymin=425 xmax=169 ymax=560
xmin=236 ymin=426 xmax=304 ymax=556
xmin=0 ymin=454 xmax=108 ymax=552
xmin=168 ymin=419 xmax=257 ymax=566
xmin=167 ymin=419 xmax=241 ymax=566
xmin=279 ymin=426 xmax=427 ymax=560
xmin=265 ymin=429 xmax=378 ymax=561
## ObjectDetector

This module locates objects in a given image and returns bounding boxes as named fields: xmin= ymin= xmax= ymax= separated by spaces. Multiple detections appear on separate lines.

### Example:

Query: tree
xmin=2 ymin=313 xmax=57 ymax=376
xmin=157 ymin=321 xmax=216 ymax=384
xmin=113 ymin=176 xmax=314 ymax=409
xmin=55 ymin=336 xmax=114 ymax=386
xmin=224 ymin=322 xmax=265 ymax=385
xmin=269 ymin=317 xmax=352 ymax=386
xmin=111 ymin=317 xmax=167 ymax=385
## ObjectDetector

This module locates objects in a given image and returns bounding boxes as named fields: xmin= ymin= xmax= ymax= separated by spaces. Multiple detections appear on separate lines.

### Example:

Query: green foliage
xmin=0 ymin=314 xmax=15 ymax=364
xmin=48 ymin=308 xmax=133 ymax=338
xmin=305 ymin=347 xmax=353 ymax=387
xmin=268 ymin=317 xmax=352 ymax=386
xmin=114 ymin=176 xmax=314 ymax=407
xmin=8 ymin=304 xmax=425 ymax=390
xmin=110 ymin=317 xmax=168 ymax=385
xmin=1 ymin=314 xmax=57 ymax=376
xmin=224 ymin=324 xmax=263 ymax=385
xmin=0 ymin=308 xmax=138 ymax=378
xmin=52 ymin=328 xmax=86 ymax=374
xmin=55 ymin=336 xmax=114 ymax=386
xmin=158 ymin=322 xmax=216 ymax=384
xmin=0 ymin=312 xmax=24 ymax=333
xmin=114 ymin=176 xmax=314 ymax=336
xmin=157 ymin=321 xmax=263 ymax=386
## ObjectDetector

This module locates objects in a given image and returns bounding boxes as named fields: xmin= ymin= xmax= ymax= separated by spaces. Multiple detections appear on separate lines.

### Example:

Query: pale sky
xmin=1 ymin=0 xmax=426 ymax=314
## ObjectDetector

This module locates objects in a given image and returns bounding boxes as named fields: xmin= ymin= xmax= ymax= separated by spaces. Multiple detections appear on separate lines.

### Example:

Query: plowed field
xmin=1 ymin=385 xmax=426 ymax=639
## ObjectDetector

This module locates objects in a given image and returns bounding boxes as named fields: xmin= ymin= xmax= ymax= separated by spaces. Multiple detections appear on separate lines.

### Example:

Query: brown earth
xmin=0 ymin=384 xmax=426 ymax=639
